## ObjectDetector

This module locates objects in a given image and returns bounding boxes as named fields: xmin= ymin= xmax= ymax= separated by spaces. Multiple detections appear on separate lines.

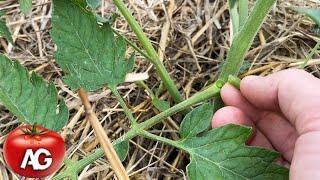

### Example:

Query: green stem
xmin=300 ymin=40 xmax=320 ymax=69
xmin=112 ymin=29 xmax=152 ymax=61
xmin=136 ymin=82 xmax=222 ymax=130
xmin=112 ymin=0 xmax=184 ymax=104
xmin=219 ymin=0 xmax=276 ymax=82
xmin=54 ymin=81 xmax=222 ymax=179
xmin=109 ymin=85 xmax=137 ymax=125
xmin=137 ymin=130 xmax=183 ymax=149
xmin=135 ymin=80 xmax=156 ymax=99
xmin=228 ymin=75 xmax=241 ymax=89
xmin=52 ymin=150 xmax=104 ymax=180
xmin=215 ymin=0 xmax=276 ymax=112
xmin=239 ymin=0 xmax=249 ymax=28
xmin=122 ymin=81 xmax=222 ymax=139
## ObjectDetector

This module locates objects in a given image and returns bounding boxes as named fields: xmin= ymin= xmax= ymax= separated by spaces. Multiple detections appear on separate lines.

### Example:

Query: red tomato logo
xmin=3 ymin=125 xmax=65 ymax=178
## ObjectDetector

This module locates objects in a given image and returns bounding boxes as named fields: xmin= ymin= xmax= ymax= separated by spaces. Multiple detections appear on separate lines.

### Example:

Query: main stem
xmin=112 ymin=0 xmax=184 ymax=104
xmin=219 ymin=0 xmax=277 ymax=81
xmin=215 ymin=0 xmax=276 ymax=110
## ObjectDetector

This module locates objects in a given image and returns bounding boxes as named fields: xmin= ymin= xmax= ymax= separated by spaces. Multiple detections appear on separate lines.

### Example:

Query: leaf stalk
xmin=109 ymin=85 xmax=137 ymax=125
xmin=112 ymin=0 xmax=184 ymax=104
xmin=54 ymin=81 xmax=222 ymax=179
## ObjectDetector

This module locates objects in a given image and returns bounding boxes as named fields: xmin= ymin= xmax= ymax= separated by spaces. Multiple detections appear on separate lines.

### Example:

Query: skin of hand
xmin=212 ymin=69 xmax=320 ymax=180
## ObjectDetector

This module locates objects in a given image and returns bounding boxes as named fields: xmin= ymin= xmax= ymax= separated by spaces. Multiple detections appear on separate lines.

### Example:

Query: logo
xmin=20 ymin=148 xmax=52 ymax=170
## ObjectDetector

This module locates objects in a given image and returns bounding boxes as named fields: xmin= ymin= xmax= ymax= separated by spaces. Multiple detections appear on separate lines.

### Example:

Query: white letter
xmin=20 ymin=148 xmax=52 ymax=170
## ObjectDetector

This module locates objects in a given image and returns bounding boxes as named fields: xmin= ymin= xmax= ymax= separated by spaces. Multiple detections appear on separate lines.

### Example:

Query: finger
xmin=240 ymin=69 xmax=320 ymax=134
xmin=291 ymin=132 xmax=320 ymax=179
xmin=212 ymin=106 xmax=274 ymax=150
xmin=221 ymin=83 xmax=298 ymax=161
xmin=256 ymin=112 xmax=298 ymax=161
xmin=220 ymin=83 xmax=260 ymax=120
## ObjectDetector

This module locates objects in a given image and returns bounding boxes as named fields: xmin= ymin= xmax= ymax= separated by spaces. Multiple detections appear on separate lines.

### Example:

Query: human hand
xmin=212 ymin=69 xmax=320 ymax=180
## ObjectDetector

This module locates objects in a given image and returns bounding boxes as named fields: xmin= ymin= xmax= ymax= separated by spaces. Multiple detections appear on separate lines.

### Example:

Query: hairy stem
xmin=215 ymin=0 xmax=276 ymax=110
xmin=109 ymin=85 xmax=137 ymax=125
xmin=136 ymin=82 xmax=222 ymax=130
xmin=54 ymin=81 xmax=222 ymax=179
xmin=137 ymin=130 xmax=183 ymax=149
xmin=228 ymin=75 xmax=241 ymax=89
xmin=52 ymin=150 xmax=104 ymax=180
xmin=112 ymin=0 xmax=184 ymax=103
xmin=219 ymin=0 xmax=276 ymax=81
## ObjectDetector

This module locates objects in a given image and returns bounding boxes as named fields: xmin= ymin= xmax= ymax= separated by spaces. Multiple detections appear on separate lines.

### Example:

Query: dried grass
xmin=0 ymin=0 xmax=319 ymax=179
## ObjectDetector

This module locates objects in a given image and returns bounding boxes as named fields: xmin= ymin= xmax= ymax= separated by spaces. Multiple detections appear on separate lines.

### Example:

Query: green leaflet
xmin=179 ymin=103 xmax=213 ymax=139
xmin=114 ymin=140 xmax=129 ymax=162
xmin=18 ymin=0 xmax=32 ymax=14
xmin=0 ymin=55 xmax=69 ymax=131
xmin=51 ymin=0 xmax=134 ymax=91
xmin=292 ymin=7 xmax=320 ymax=27
xmin=0 ymin=11 xmax=13 ymax=44
xmin=178 ymin=104 xmax=289 ymax=180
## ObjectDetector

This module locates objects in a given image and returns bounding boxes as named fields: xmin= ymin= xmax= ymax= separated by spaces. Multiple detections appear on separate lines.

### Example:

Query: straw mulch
xmin=0 ymin=0 xmax=319 ymax=179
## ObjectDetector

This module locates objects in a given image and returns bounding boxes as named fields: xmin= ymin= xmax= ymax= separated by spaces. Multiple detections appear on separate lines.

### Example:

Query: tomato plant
xmin=1 ymin=0 xmax=319 ymax=179
xmin=3 ymin=125 xmax=65 ymax=178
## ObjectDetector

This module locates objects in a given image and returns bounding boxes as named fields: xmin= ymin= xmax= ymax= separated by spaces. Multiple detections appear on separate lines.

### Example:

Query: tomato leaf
xmin=18 ymin=0 xmax=32 ymax=14
xmin=0 ymin=12 xmax=13 ymax=44
xmin=177 ymin=104 xmax=289 ymax=180
xmin=179 ymin=103 xmax=213 ymax=139
xmin=0 ymin=55 xmax=69 ymax=131
xmin=291 ymin=7 xmax=320 ymax=27
xmin=51 ymin=0 xmax=134 ymax=91
xmin=114 ymin=140 xmax=129 ymax=162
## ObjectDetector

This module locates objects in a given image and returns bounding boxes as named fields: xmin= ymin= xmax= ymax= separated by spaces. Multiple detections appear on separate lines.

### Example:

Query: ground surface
xmin=0 ymin=0 xmax=319 ymax=179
